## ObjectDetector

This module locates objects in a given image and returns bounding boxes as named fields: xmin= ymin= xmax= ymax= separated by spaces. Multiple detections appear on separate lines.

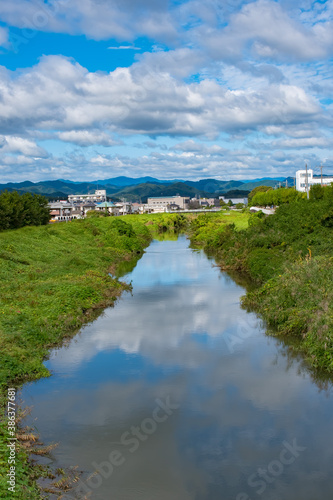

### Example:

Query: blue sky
xmin=0 ymin=0 xmax=332 ymax=182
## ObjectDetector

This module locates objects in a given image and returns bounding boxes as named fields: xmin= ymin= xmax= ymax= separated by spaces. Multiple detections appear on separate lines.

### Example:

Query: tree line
xmin=0 ymin=190 xmax=50 ymax=231
xmin=249 ymin=186 xmax=305 ymax=206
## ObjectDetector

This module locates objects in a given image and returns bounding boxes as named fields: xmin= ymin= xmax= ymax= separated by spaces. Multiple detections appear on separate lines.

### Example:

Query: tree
xmin=248 ymin=186 xmax=272 ymax=205
xmin=0 ymin=191 xmax=50 ymax=231
xmin=310 ymin=184 xmax=324 ymax=201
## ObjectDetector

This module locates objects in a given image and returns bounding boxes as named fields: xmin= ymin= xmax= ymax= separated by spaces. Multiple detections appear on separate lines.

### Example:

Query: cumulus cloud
xmin=0 ymin=1 xmax=332 ymax=182
xmin=200 ymin=0 xmax=333 ymax=62
xmin=0 ymin=0 xmax=178 ymax=43
xmin=0 ymin=55 xmax=321 ymax=139
xmin=57 ymin=130 xmax=122 ymax=147
xmin=0 ymin=135 xmax=48 ymax=157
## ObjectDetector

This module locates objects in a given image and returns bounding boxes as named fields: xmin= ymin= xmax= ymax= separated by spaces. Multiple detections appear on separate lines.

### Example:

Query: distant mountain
xmin=91 ymin=176 xmax=181 ymax=187
xmin=241 ymin=177 xmax=286 ymax=184
xmin=112 ymin=182 xmax=214 ymax=202
xmin=0 ymin=176 xmax=295 ymax=201
xmin=0 ymin=180 xmax=119 ymax=197
xmin=183 ymin=179 xmax=244 ymax=193
xmin=244 ymin=177 xmax=295 ymax=191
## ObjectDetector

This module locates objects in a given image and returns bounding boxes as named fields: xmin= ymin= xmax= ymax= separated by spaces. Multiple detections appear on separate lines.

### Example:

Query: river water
xmin=20 ymin=235 xmax=333 ymax=500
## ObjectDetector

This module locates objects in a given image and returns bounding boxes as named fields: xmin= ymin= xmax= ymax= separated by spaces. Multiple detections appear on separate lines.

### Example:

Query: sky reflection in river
xmin=20 ymin=236 xmax=333 ymax=500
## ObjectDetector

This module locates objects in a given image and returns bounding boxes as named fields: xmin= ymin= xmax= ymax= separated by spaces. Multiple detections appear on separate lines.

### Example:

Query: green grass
xmin=242 ymin=255 xmax=333 ymax=372
xmin=189 ymin=210 xmax=250 ymax=247
xmin=0 ymin=216 xmax=151 ymax=498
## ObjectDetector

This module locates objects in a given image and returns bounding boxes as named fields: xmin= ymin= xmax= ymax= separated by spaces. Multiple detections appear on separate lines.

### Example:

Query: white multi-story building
xmin=296 ymin=169 xmax=333 ymax=192
xmin=68 ymin=189 xmax=107 ymax=202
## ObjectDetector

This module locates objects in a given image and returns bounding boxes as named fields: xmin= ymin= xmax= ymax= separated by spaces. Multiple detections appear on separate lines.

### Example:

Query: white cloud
xmin=57 ymin=130 xmax=122 ymax=147
xmin=0 ymin=135 xmax=48 ymax=157
xmin=0 ymin=1 xmax=332 ymax=182
xmin=108 ymin=45 xmax=141 ymax=50
xmin=0 ymin=55 xmax=321 ymax=139
xmin=0 ymin=26 xmax=9 ymax=47
xmin=200 ymin=0 xmax=333 ymax=62
xmin=0 ymin=0 xmax=178 ymax=43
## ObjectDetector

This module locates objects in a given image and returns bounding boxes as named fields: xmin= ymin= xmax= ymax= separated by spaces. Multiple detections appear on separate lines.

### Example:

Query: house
xmin=95 ymin=201 xmax=119 ymax=215
xmin=131 ymin=203 xmax=147 ymax=214
xmin=79 ymin=201 xmax=97 ymax=215
xmin=48 ymin=201 xmax=81 ymax=221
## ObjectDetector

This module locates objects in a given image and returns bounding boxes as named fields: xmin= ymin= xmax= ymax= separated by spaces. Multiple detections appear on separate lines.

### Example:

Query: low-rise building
xmin=147 ymin=196 xmax=190 ymax=212
xmin=219 ymin=196 xmax=248 ymax=205
xmin=49 ymin=201 xmax=81 ymax=221
xmin=95 ymin=201 xmax=119 ymax=215
xmin=199 ymin=198 xmax=220 ymax=207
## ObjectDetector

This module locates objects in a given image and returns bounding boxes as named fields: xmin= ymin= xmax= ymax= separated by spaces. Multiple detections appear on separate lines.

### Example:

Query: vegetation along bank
xmin=0 ymin=215 xmax=154 ymax=498
xmin=190 ymin=185 xmax=333 ymax=374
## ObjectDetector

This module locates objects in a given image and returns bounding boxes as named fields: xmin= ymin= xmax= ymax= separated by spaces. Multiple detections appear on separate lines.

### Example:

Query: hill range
xmin=0 ymin=176 xmax=295 ymax=202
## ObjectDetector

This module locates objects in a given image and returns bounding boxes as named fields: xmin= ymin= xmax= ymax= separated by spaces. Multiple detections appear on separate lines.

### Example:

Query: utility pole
xmin=305 ymin=163 xmax=309 ymax=199
xmin=320 ymin=165 xmax=323 ymax=187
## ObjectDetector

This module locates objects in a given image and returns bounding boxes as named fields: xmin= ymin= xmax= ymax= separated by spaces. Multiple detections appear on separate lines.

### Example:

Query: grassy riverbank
xmin=0 ymin=216 xmax=151 ymax=498
xmin=189 ymin=198 xmax=333 ymax=373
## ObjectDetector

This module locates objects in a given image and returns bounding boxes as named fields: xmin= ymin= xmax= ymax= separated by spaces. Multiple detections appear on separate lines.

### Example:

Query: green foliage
xmin=190 ymin=189 xmax=333 ymax=372
xmin=0 ymin=191 xmax=50 ymax=231
xmin=0 ymin=217 xmax=151 ymax=498
xmin=189 ymin=211 xmax=249 ymax=248
xmin=243 ymin=256 xmax=333 ymax=372
xmin=309 ymin=183 xmax=325 ymax=201
xmin=250 ymin=187 xmax=305 ymax=207
xmin=248 ymin=185 xmax=272 ymax=202
xmin=86 ymin=210 xmax=105 ymax=218
xmin=248 ymin=210 xmax=265 ymax=227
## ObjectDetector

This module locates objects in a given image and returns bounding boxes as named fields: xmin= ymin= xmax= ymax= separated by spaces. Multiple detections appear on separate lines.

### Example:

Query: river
xmin=20 ymin=235 xmax=333 ymax=500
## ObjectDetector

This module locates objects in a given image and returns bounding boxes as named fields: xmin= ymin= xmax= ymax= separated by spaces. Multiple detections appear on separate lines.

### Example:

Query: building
xmin=68 ymin=189 xmax=107 ymax=203
xmin=199 ymin=198 xmax=220 ymax=207
xmin=95 ymin=201 xmax=118 ymax=215
xmin=131 ymin=203 xmax=148 ymax=214
xmin=147 ymin=196 xmax=190 ymax=212
xmin=95 ymin=201 xmax=132 ymax=216
xmin=219 ymin=196 xmax=248 ymax=205
xmin=296 ymin=169 xmax=333 ymax=192
xmin=48 ymin=202 xmax=82 ymax=221
xmin=79 ymin=201 xmax=97 ymax=215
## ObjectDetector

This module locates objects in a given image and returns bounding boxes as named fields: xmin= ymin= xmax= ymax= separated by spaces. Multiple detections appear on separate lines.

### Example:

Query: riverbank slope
xmin=0 ymin=216 xmax=151 ymax=498
xmin=189 ymin=199 xmax=333 ymax=374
